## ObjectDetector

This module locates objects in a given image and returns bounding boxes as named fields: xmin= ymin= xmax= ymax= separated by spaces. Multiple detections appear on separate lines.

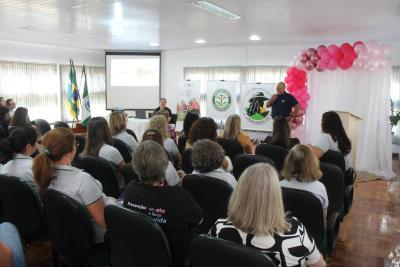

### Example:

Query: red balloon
xmin=353 ymin=41 xmax=364 ymax=48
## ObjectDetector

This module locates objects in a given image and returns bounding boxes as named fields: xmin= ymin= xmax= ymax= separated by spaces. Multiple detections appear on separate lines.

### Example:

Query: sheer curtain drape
xmin=391 ymin=66 xmax=400 ymax=144
xmin=0 ymin=60 xmax=60 ymax=122
xmin=305 ymin=67 xmax=392 ymax=178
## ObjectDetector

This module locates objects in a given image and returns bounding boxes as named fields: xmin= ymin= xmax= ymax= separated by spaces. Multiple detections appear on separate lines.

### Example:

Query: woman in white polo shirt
xmin=33 ymin=128 xmax=115 ymax=243
xmin=84 ymin=117 xmax=126 ymax=173
xmin=0 ymin=126 xmax=39 ymax=192
xmin=109 ymin=111 xmax=138 ymax=153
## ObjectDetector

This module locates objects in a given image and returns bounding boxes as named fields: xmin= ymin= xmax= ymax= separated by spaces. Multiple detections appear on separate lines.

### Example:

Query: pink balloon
xmin=310 ymin=54 xmax=319 ymax=65
xmin=320 ymin=53 xmax=332 ymax=64
xmin=316 ymin=61 xmax=327 ymax=72
xmin=354 ymin=44 xmax=366 ymax=54
xmin=318 ymin=45 xmax=328 ymax=56
xmin=300 ymin=54 xmax=309 ymax=64
xmin=328 ymin=45 xmax=340 ymax=56
xmin=327 ymin=58 xmax=339 ymax=70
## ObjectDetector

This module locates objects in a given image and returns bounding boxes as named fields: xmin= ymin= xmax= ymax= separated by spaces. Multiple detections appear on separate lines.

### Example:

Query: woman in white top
xmin=33 ymin=128 xmax=115 ymax=243
xmin=191 ymin=139 xmax=237 ymax=188
xmin=312 ymin=111 xmax=352 ymax=170
xmin=210 ymin=163 xmax=326 ymax=267
xmin=148 ymin=115 xmax=181 ymax=167
xmin=0 ymin=126 xmax=38 ymax=192
xmin=109 ymin=111 xmax=138 ymax=153
xmin=84 ymin=117 xmax=125 ymax=173
xmin=281 ymin=144 xmax=329 ymax=221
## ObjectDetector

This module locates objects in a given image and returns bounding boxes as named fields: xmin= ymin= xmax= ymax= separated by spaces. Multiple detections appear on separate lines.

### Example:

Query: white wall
xmin=161 ymin=42 xmax=400 ymax=109
xmin=0 ymin=39 xmax=104 ymax=66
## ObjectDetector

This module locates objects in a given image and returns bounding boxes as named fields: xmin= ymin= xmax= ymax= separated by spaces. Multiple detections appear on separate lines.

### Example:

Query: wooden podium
xmin=335 ymin=111 xmax=363 ymax=166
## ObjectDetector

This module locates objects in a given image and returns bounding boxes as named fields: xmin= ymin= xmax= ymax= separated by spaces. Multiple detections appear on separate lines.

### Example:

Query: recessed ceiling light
xmin=249 ymin=35 xmax=261 ymax=41
xmin=192 ymin=1 xmax=241 ymax=20
xmin=149 ymin=42 xmax=159 ymax=47
xmin=195 ymin=39 xmax=206 ymax=44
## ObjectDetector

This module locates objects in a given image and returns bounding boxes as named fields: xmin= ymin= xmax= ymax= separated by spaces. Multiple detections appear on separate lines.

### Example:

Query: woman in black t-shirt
xmin=123 ymin=141 xmax=203 ymax=267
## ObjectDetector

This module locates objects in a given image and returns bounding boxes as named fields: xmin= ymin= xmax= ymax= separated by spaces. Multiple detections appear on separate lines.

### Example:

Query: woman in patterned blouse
xmin=209 ymin=163 xmax=326 ymax=267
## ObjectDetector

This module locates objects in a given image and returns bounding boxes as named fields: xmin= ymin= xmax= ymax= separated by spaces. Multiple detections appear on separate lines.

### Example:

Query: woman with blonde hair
xmin=210 ymin=163 xmax=325 ymax=267
xmin=33 ymin=128 xmax=115 ymax=243
xmin=148 ymin=115 xmax=180 ymax=166
xmin=109 ymin=111 xmax=138 ymax=153
xmin=222 ymin=114 xmax=254 ymax=154
xmin=281 ymin=145 xmax=329 ymax=214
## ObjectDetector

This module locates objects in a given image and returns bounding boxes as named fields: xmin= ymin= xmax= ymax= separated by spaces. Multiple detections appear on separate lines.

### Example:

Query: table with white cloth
xmin=126 ymin=118 xmax=150 ymax=142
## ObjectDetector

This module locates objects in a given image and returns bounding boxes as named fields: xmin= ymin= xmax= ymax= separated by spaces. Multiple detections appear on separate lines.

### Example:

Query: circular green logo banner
xmin=212 ymin=89 xmax=232 ymax=111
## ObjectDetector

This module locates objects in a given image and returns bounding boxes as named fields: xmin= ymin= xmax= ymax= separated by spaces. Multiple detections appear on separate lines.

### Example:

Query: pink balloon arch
xmin=286 ymin=40 xmax=391 ymax=128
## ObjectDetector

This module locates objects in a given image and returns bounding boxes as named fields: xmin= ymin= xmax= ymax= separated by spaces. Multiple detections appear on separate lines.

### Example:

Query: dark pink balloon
xmin=305 ymin=61 xmax=314 ymax=71
xmin=307 ymin=48 xmax=318 ymax=57
xmin=353 ymin=41 xmax=364 ymax=48
xmin=300 ymin=54 xmax=309 ymax=64
xmin=316 ymin=61 xmax=327 ymax=72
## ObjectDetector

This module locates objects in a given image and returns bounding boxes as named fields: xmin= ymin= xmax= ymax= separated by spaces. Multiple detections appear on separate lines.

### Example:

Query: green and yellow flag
xmin=66 ymin=59 xmax=80 ymax=120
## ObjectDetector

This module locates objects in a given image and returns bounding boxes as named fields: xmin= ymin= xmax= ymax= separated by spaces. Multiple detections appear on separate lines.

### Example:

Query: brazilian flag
xmin=66 ymin=59 xmax=80 ymax=120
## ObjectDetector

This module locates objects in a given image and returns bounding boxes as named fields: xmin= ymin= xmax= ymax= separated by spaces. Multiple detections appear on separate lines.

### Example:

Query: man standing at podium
xmin=267 ymin=82 xmax=299 ymax=121
xmin=154 ymin=98 xmax=172 ymax=118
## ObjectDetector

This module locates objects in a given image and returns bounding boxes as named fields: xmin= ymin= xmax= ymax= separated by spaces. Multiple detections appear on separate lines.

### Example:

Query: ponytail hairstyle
xmin=0 ymin=126 xmax=38 ymax=164
xmin=321 ymin=111 xmax=352 ymax=155
xmin=84 ymin=117 xmax=113 ymax=156
xmin=33 ymin=128 xmax=75 ymax=192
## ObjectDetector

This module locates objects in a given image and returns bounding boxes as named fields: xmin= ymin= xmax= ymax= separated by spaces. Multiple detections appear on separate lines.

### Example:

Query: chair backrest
xmin=281 ymin=187 xmax=324 ymax=249
xmin=34 ymin=119 xmax=51 ymax=136
xmin=182 ymin=174 xmax=233 ymax=233
xmin=74 ymin=135 xmax=86 ymax=157
xmin=181 ymin=148 xmax=193 ymax=174
xmin=42 ymin=189 xmax=94 ymax=260
xmin=170 ymin=113 xmax=177 ymax=125
xmin=217 ymin=138 xmax=244 ymax=162
xmin=255 ymin=144 xmax=288 ymax=171
xmin=320 ymin=150 xmax=346 ymax=175
xmin=233 ymin=154 xmax=275 ymax=180
xmin=0 ymin=175 xmax=43 ymax=241
xmin=177 ymin=135 xmax=188 ymax=154
xmin=112 ymin=138 xmax=132 ymax=163
xmin=135 ymin=110 xmax=146 ymax=119
xmin=319 ymin=162 xmax=345 ymax=215
xmin=78 ymin=156 xmax=120 ymax=198
xmin=190 ymin=235 xmax=277 ymax=267
xmin=123 ymin=163 xmax=139 ymax=185
xmin=126 ymin=129 xmax=138 ymax=142
xmin=105 ymin=205 xmax=172 ymax=267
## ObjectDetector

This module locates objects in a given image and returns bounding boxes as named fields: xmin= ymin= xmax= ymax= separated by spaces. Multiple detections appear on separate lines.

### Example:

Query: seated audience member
xmin=0 ymin=106 xmax=10 ymax=140
xmin=109 ymin=111 xmax=138 ymax=153
xmin=187 ymin=117 xmax=232 ymax=171
xmin=210 ymin=163 xmax=326 ymax=267
xmin=0 ymin=97 xmax=6 ymax=107
xmin=8 ymin=107 xmax=30 ymax=134
xmin=156 ymin=109 xmax=177 ymax=144
xmin=6 ymin=99 xmax=16 ymax=116
xmin=312 ymin=111 xmax=352 ymax=170
xmin=142 ymin=129 xmax=185 ymax=186
xmin=153 ymin=97 xmax=172 ymax=119
xmin=178 ymin=111 xmax=199 ymax=153
xmin=53 ymin=121 xmax=70 ymax=129
xmin=33 ymin=128 xmax=114 ymax=243
xmin=191 ymin=139 xmax=237 ymax=188
xmin=123 ymin=141 xmax=202 ymax=267
xmin=84 ymin=117 xmax=125 ymax=173
xmin=0 ymin=222 xmax=25 ymax=267
xmin=264 ymin=116 xmax=299 ymax=149
xmin=281 ymin=145 xmax=328 ymax=219
xmin=221 ymin=114 xmax=254 ymax=154
xmin=149 ymin=115 xmax=181 ymax=166
xmin=0 ymin=126 xmax=38 ymax=192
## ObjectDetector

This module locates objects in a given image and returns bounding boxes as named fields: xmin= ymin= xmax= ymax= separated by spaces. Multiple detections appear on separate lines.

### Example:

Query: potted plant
xmin=390 ymin=99 xmax=400 ymax=143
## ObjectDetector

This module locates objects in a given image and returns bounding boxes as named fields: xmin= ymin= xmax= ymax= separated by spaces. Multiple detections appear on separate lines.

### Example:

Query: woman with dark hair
xmin=177 ymin=112 xmax=199 ymax=153
xmin=0 ymin=106 xmax=10 ymax=140
xmin=84 ymin=117 xmax=125 ymax=173
xmin=186 ymin=117 xmax=218 ymax=148
xmin=313 ymin=111 xmax=352 ymax=170
xmin=8 ymin=107 xmax=30 ymax=134
xmin=0 ymin=126 xmax=38 ymax=191
xmin=264 ymin=116 xmax=299 ymax=149
xmin=33 ymin=128 xmax=114 ymax=243
xmin=0 ymin=97 xmax=6 ymax=107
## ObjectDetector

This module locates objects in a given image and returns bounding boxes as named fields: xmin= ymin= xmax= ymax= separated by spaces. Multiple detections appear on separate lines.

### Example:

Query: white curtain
xmin=391 ymin=66 xmax=400 ymax=144
xmin=305 ymin=67 xmax=392 ymax=178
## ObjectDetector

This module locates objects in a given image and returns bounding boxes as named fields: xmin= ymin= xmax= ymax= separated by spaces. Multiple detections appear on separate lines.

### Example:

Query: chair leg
xmin=51 ymin=246 xmax=60 ymax=267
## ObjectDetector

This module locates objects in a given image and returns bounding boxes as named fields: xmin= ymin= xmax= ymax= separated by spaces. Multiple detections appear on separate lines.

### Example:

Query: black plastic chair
xmin=320 ymin=150 xmax=354 ymax=214
xmin=170 ymin=113 xmax=178 ymax=127
xmin=34 ymin=119 xmax=51 ymax=136
xmin=105 ymin=205 xmax=172 ymax=267
xmin=126 ymin=129 xmax=138 ymax=142
xmin=123 ymin=163 xmax=139 ymax=185
xmin=191 ymin=235 xmax=277 ymax=267
xmin=281 ymin=187 xmax=325 ymax=251
xmin=177 ymin=135 xmax=188 ymax=154
xmin=320 ymin=162 xmax=345 ymax=252
xmin=112 ymin=138 xmax=132 ymax=163
xmin=255 ymin=144 xmax=288 ymax=172
xmin=182 ymin=174 xmax=233 ymax=233
xmin=182 ymin=148 xmax=193 ymax=174
xmin=78 ymin=156 xmax=120 ymax=198
xmin=233 ymin=154 xmax=275 ymax=180
xmin=217 ymin=138 xmax=244 ymax=162
xmin=0 ymin=175 xmax=44 ymax=242
xmin=42 ymin=189 xmax=108 ymax=267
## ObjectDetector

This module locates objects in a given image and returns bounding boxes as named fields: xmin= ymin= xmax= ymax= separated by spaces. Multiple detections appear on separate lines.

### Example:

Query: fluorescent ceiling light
xmin=192 ymin=1 xmax=241 ymax=20
xmin=21 ymin=26 xmax=75 ymax=37
xmin=195 ymin=39 xmax=206 ymax=44
xmin=149 ymin=42 xmax=159 ymax=47
xmin=249 ymin=35 xmax=261 ymax=41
